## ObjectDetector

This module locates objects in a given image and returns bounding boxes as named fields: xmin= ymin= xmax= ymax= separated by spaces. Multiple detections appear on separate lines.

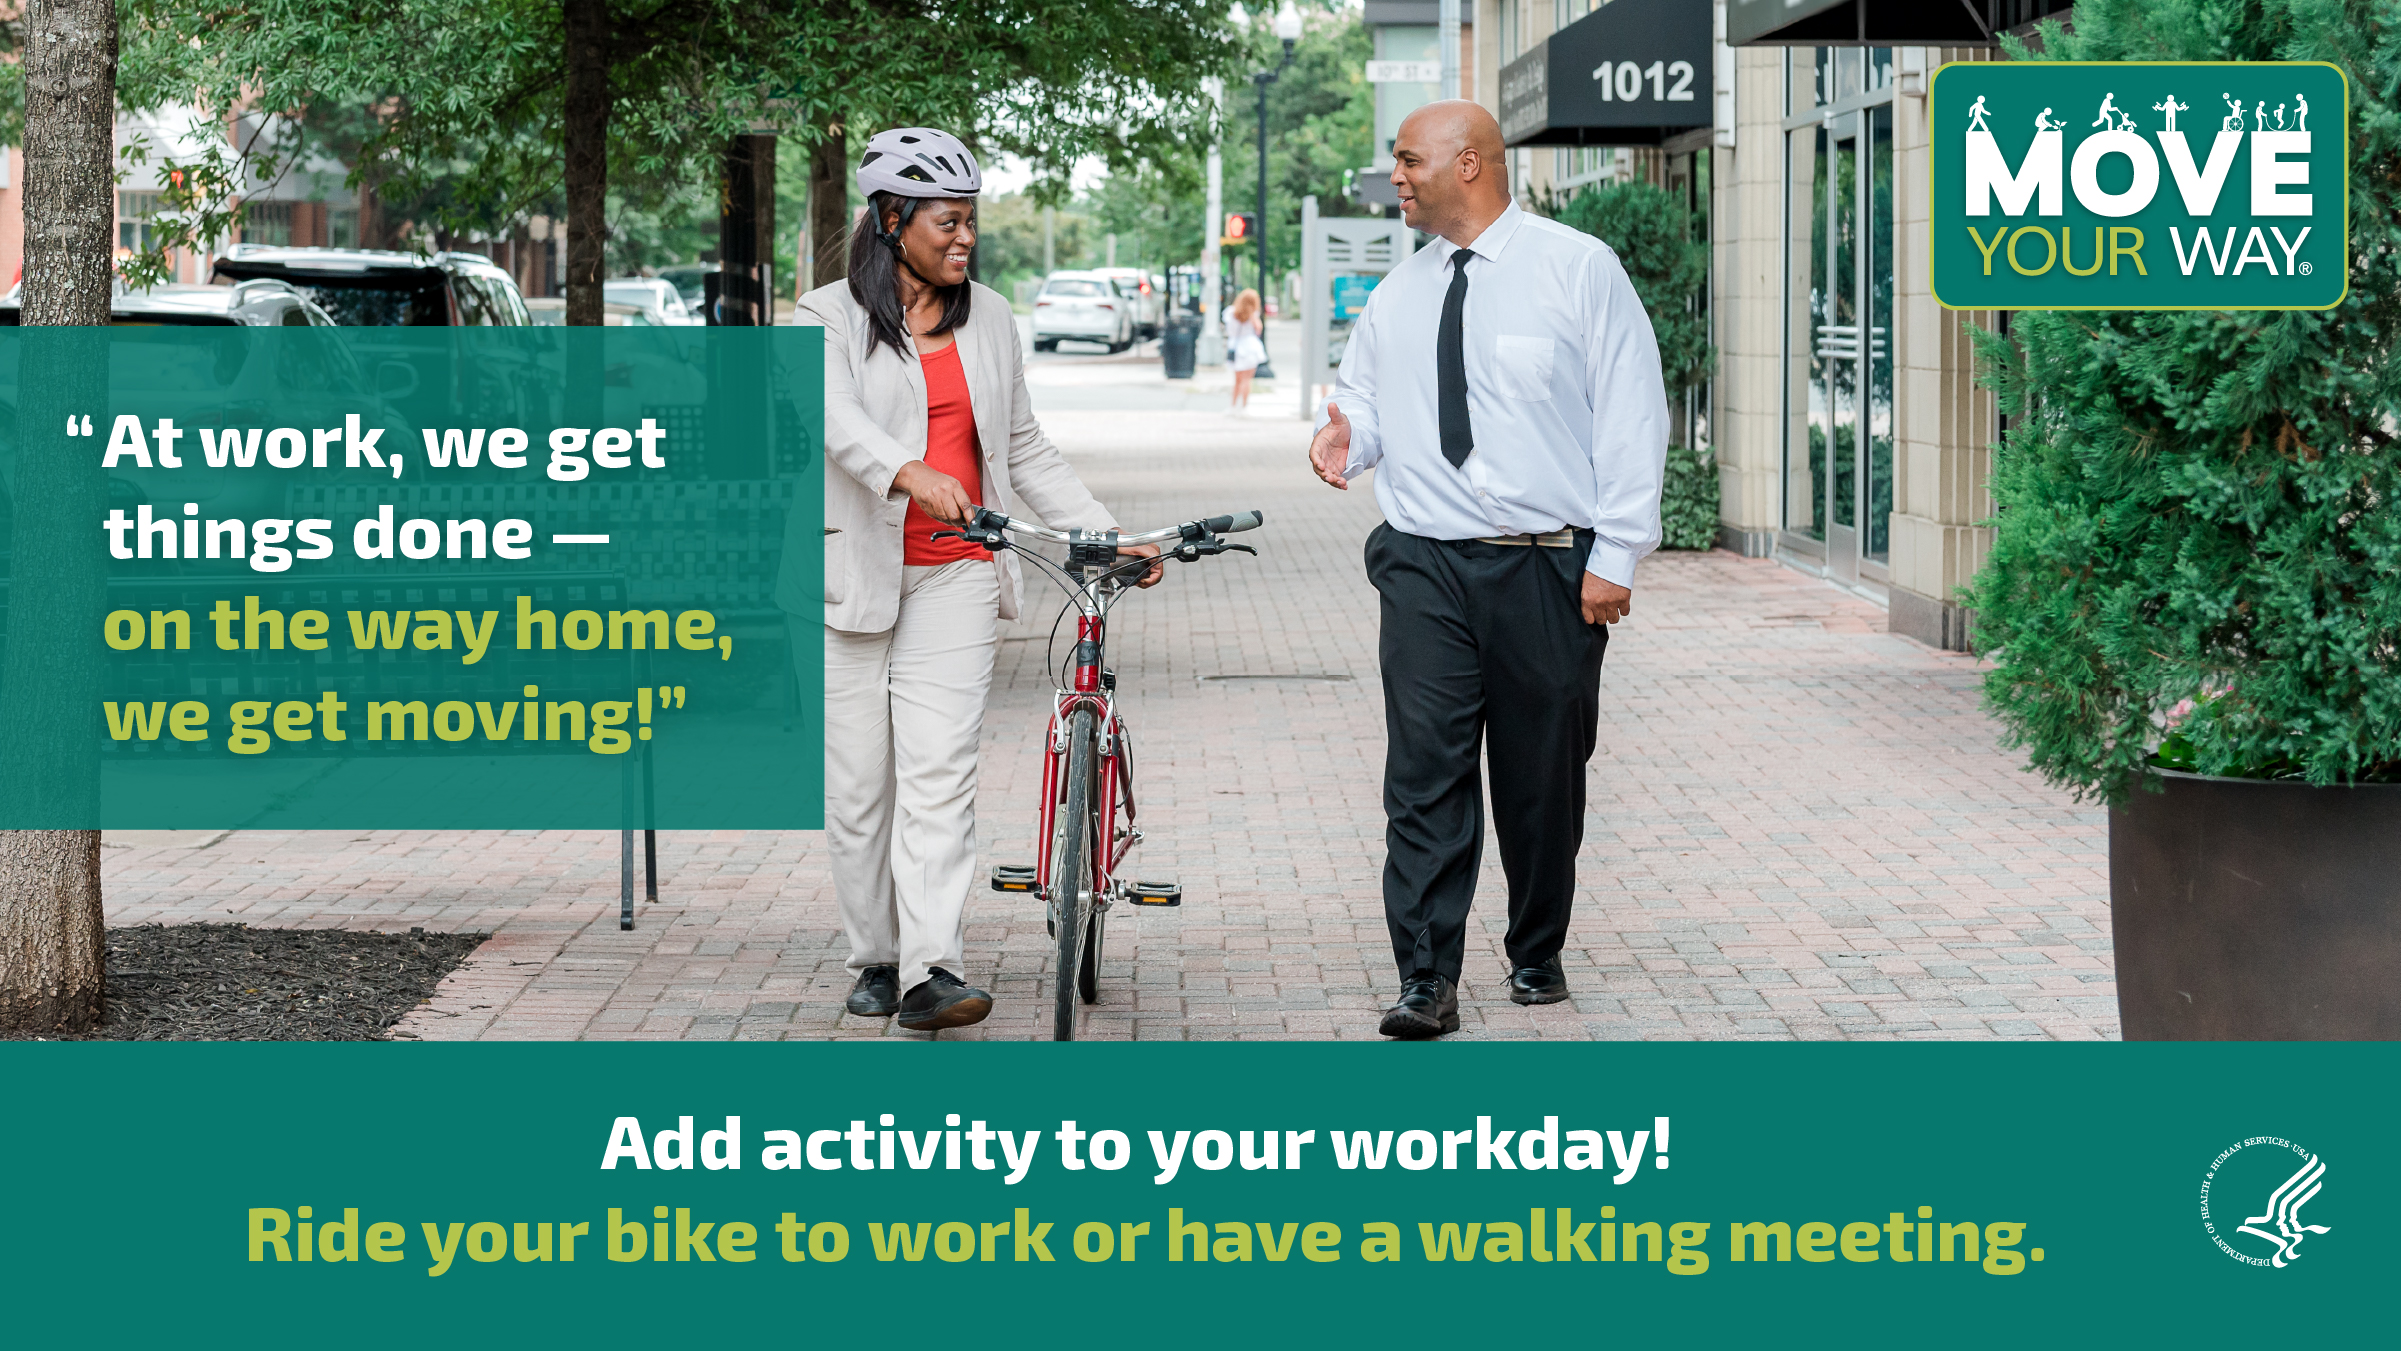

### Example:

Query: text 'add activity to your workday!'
xmin=0 ymin=327 xmax=824 ymax=830
xmin=1931 ymin=62 xmax=2347 ymax=309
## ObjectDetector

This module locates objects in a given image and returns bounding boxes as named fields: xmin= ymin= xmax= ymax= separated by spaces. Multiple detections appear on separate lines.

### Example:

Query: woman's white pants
xmin=817 ymin=560 xmax=1000 ymax=996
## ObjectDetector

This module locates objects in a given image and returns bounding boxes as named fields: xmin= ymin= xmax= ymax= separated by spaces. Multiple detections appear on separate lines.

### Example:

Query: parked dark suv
xmin=212 ymin=246 xmax=542 ymax=424
xmin=211 ymin=245 xmax=532 ymax=326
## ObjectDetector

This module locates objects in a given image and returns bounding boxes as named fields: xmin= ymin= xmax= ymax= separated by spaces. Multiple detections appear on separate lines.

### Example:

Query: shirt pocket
xmin=1493 ymin=334 xmax=1556 ymax=401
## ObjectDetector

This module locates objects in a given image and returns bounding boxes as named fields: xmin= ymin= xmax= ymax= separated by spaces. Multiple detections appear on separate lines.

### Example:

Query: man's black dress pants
xmin=1366 ymin=524 xmax=1606 ymax=985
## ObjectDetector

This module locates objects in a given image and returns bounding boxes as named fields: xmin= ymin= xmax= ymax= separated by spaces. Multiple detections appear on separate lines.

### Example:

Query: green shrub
xmin=1967 ymin=0 xmax=2401 ymax=801
xmin=1660 ymin=444 xmax=1719 ymax=551
xmin=1547 ymin=179 xmax=1713 ymax=404
xmin=1546 ymin=179 xmax=1717 ymax=548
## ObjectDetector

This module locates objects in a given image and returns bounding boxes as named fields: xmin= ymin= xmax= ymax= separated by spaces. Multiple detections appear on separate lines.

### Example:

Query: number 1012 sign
xmin=1930 ymin=62 xmax=2347 ymax=310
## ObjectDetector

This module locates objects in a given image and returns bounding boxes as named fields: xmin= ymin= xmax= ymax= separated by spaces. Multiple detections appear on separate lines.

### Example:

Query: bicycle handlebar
xmin=955 ymin=506 xmax=1265 ymax=549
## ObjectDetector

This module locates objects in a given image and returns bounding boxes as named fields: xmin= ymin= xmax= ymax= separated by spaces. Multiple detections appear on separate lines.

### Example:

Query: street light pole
xmin=1252 ymin=5 xmax=1301 ymax=379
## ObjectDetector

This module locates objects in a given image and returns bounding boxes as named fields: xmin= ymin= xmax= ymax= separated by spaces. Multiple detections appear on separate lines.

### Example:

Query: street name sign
xmin=1930 ymin=62 xmax=2347 ymax=310
xmin=1366 ymin=60 xmax=1441 ymax=84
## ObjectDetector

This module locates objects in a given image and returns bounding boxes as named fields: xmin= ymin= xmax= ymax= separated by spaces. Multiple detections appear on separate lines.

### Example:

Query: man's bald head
xmin=1391 ymin=99 xmax=1512 ymax=244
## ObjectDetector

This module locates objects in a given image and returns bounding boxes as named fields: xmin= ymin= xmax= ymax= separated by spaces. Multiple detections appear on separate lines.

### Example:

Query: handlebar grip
xmin=1204 ymin=510 xmax=1265 ymax=534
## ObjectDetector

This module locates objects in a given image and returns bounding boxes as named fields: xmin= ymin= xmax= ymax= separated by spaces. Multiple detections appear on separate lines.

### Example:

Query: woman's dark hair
xmin=847 ymin=190 xmax=974 ymax=358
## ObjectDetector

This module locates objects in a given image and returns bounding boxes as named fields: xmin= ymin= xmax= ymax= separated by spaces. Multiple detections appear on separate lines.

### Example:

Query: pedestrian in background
xmin=1226 ymin=287 xmax=1265 ymax=413
xmin=1307 ymin=100 xmax=1667 ymax=1039
xmin=785 ymin=126 xmax=1159 ymax=1032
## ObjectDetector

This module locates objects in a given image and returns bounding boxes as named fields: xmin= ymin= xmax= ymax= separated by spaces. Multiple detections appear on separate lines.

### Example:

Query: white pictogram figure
xmin=2035 ymin=106 xmax=2065 ymax=133
xmin=1967 ymin=95 xmax=1991 ymax=132
xmin=2273 ymin=103 xmax=2287 ymax=130
xmin=2255 ymin=100 xmax=2269 ymax=129
xmin=2223 ymin=92 xmax=2245 ymax=131
xmin=2237 ymin=1154 xmax=2332 ymax=1270
xmin=2092 ymin=92 xmax=2122 ymax=128
xmin=2153 ymin=95 xmax=2188 ymax=131
xmin=2295 ymin=93 xmax=2310 ymax=131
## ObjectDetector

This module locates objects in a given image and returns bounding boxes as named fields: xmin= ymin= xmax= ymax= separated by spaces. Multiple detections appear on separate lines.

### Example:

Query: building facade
xmin=1471 ymin=0 xmax=2070 ymax=650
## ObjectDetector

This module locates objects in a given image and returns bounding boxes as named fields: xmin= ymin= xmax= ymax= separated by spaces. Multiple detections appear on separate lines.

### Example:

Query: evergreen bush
xmin=1548 ymin=180 xmax=1718 ymax=548
xmin=1660 ymin=444 xmax=1720 ymax=550
xmin=1968 ymin=0 xmax=2401 ymax=801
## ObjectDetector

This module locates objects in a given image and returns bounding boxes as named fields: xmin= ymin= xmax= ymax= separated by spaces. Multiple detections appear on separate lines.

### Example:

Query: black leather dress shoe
xmin=1507 ymin=958 xmax=1569 ymax=1006
xmin=1378 ymin=974 xmax=1459 ymax=1039
xmin=897 ymin=968 xmax=993 ymax=1031
xmin=845 ymin=965 xmax=900 ymax=1017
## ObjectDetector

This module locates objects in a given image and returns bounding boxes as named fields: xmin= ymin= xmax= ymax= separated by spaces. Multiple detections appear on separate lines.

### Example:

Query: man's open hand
xmin=1309 ymin=402 xmax=1352 ymax=490
xmin=1582 ymin=574 xmax=1632 ymax=625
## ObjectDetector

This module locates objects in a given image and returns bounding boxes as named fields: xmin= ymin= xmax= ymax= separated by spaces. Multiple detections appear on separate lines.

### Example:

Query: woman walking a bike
xmin=792 ymin=127 xmax=1158 ymax=1032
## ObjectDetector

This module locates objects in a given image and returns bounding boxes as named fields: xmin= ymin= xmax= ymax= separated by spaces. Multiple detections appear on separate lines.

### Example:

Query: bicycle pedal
xmin=991 ymin=864 xmax=1038 ymax=893
xmin=1126 ymin=880 xmax=1182 ymax=907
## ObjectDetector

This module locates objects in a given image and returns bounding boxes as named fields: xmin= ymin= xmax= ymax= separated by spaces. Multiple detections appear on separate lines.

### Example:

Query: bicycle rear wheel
xmin=1051 ymin=707 xmax=1099 ymax=1041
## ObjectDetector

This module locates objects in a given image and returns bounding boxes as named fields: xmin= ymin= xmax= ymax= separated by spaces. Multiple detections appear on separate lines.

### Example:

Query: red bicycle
xmin=936 ymin=504 xmax=1263 ymax=1040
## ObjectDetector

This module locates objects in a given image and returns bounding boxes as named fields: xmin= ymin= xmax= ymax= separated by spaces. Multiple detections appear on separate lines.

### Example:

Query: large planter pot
xmin=2111 ymin=770 xmax=2401 ymax=1039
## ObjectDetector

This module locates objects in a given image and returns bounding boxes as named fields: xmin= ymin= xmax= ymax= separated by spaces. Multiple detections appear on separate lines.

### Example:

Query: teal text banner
xmin=1931 ymin=62 xmax=2347 ymax=309
xmin=0 ymin=327 xmax=823 ymax=829
xmin=0 ymin=1043 xmax=2388 ymax=1346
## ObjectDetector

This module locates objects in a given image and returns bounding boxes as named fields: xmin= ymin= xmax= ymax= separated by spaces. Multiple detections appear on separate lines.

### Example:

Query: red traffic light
xmin=1219 ymin=212 xmax=1258 ymax=246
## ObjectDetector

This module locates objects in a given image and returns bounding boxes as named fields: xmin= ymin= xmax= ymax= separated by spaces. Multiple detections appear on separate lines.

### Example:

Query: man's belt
xmin=1473 ymin=530 xmax=1579 ymax=548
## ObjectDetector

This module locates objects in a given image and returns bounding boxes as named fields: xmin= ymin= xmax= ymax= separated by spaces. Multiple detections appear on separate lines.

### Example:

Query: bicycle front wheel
xmin=1050 ymin=707 xmax=1099 ymax=1041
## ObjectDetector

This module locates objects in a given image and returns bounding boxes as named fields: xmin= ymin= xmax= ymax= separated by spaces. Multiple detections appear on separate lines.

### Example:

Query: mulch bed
xmin=4 ymin=924 xmax=486 ymax=1041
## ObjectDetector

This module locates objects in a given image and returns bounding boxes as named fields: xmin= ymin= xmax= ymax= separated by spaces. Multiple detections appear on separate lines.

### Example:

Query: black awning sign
xmin=1499 ymin=0 xmax=1714 ymax=148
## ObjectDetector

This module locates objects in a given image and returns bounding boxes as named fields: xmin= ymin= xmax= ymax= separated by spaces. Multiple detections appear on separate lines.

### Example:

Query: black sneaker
xmin=897 ymin=968 xmax=993 ymax=1031
xmin=845 ymin=965 xmax=900 ymax=1017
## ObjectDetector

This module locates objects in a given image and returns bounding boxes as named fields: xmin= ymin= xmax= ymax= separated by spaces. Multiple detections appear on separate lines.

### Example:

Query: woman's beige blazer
xmin=781 ymin=278 xmax=1115 ymax=634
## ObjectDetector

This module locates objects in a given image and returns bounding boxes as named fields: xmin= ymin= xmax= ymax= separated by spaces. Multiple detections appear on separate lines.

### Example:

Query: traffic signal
xmin=1220 ymin=212 xmax=1258 ymax=247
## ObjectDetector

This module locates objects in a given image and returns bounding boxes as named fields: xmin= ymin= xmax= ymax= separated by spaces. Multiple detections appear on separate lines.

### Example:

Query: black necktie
xmin=1438 ymin=248 xmax=1475 ymax=467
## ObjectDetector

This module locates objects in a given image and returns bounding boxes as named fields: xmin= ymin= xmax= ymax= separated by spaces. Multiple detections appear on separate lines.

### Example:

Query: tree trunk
xmin=719 ymin=134 xmax=775 ymax=324
xmin=808 ymin=124 xmax=847 ymax=289
xmin=563 ymin=0 xmax=609 ymax=326
xmin=1 ymin=0 xmax=117 ymax=1034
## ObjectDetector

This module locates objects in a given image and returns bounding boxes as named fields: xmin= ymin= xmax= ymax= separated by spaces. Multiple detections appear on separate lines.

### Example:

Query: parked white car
xmin=526 ymin=297 xmax=661 ymax=326
xmin=1031 ymin=271 xmax=1136 ymax=352
xmin=604 ymin=276 xmax=701 ymax=325
xmin=1093 ymin=267 xmax=1167 ymax=339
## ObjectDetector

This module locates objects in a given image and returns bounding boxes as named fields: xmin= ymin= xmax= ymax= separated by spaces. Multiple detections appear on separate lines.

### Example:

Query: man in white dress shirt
xmin=1308 ymin=100 xmax=1667 ymax=1039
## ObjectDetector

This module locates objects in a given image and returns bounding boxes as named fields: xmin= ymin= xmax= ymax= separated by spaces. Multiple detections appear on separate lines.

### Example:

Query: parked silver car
xmin=0 ymin=279 xmax=336 ymax=327
xmin=604 ymin=276 xmax=701 ymax=326
xmin=1093 ymin=267 xmax=1167 ymax=340
xmin=1032 ymin=271 xmax=1136 ymax=352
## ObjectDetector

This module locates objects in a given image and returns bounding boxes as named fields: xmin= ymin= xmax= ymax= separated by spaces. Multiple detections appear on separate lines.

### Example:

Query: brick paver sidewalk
xmin=98 ymin=409 xmax=2115 ymax=1040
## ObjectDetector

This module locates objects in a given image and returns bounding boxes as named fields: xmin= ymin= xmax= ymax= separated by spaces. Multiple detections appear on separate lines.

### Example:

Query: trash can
xmin=1161 ymin=313 xmax=1199 ymax=379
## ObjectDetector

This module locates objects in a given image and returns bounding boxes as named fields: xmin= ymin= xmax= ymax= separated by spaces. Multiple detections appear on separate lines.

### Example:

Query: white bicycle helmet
xmin=855 ymin=128 xmax=983 ymax=198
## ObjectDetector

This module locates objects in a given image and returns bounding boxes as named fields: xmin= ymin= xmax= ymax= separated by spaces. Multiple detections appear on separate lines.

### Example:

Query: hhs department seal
xmin=2200 ymin=1136 xmax=2331 ymax=1268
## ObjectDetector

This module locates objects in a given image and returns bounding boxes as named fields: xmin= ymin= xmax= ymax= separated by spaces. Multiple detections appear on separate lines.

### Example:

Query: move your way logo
xmin=1931 ymin=62 xmax=2347 ymax=310
xmin=2200 ymin=1137 xmax=2332 ymax=1269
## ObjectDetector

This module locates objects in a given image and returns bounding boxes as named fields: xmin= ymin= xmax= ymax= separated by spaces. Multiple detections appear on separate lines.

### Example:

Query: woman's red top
xmin=902 ymin=340 xmax=986 ymax=567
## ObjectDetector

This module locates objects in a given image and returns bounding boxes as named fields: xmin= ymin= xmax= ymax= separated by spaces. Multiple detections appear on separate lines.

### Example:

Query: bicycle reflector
xmin=990 ymin=864 xmax=1038 ymax=893
xmin=1127 ymin=880 xmax=1182 ymax=907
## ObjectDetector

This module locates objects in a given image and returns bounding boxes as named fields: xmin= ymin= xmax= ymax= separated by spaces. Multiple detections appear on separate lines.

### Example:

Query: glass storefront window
xmin=1866 ymin=105 xmax=1894 ymax=563
xmin=1782 ymin=46 xmax=1898 ymax=581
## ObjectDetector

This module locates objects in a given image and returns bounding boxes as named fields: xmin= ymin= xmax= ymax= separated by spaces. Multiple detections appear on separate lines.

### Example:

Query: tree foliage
xmin=0 ymin=0 xmax=1241 ymax=280
xmin=1966 ymin=0 xmax=2401 ymax=801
